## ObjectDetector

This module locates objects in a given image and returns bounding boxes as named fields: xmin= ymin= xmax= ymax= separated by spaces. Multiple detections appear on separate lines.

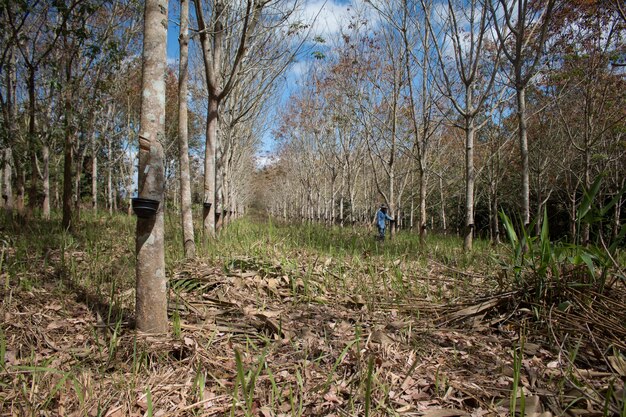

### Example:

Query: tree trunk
xmin=135 ymin=0 xmax=168 ymax=334
xmin=330 ymin=179 xmax=335 ymax=224
xmin=612 ymin=192 xmax=622 ymax=242
xmin=42 ymin=145 xmax=50 ymax=220
xmin=2 ymin=47 xmax=16 ymax=217
xmin=492 ymin=189 xmax=500 ymax=244
xmin=202 ymin=96 xmax=217 ymax=238
xmin=419 ymin=168 xmax=427 ymax=243
xmin=215 ymin=165 xmax=226 ymax=231
xmin=582 ymin=141 xmax=591 ymax=244
xmin=16 ymin=165 xmax=25 ymax=218
xmin=339 ymin=174 xmax=345 ymax=227
xmin=0 ymin=164 xmax=3 ymax=209
xmin=108 ymin=136 xmax=114 ymax=214
xmin=61 ymin=72 xmax=75 ymax=231
xmin=350 ymin=190 xmax=355 ymax=226
xmin=178 ymin=0 xmax=196 ymax=258
xmin=27 ymin=68 xmax=38 ymax=218
xmin=439 ymin=175 xmax=446 ymax=233
xmin=3 ymin=149 xmax=13 ymax=216
xmin=464 ymin=116 xmax=475 ymax=252
xmin=570 ymin=191 xmax=577 ymax=243
xmin=517 ymin=86 xmax=530 ymax=227
xmin=92 ymin=129 xmax=98 ymax=211
xmin=220 ymin=161 xmax=229 ymax=228
xmin=54 ymin=174 xmax=59 ymax=211
xmin=74 ymin=162 xmax=80 ymax=210
xmin=389 ymin=171 xmax=395 ymax=240
xmin=535 ymin=188 xmax=543 ymax=236
xmin=74 ymin=146 xmax=86 ymax=222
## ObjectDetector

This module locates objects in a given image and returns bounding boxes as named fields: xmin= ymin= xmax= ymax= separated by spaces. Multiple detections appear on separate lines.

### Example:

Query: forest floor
xmin=0 ymin=213 xmax=625 ymax=417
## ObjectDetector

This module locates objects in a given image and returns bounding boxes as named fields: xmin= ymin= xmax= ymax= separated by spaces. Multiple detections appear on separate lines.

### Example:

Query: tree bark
xmin=517 ymin=86 xmax=530 ymax=227
xmin=92 ymin=126 xmax=98 ymax=211
xmin=464 ymin=115 xmax=475 ymax=252
xmin=202 ymin=96 xmax=218 ymax=237
xmin=27 ymin=67 xmax=38 ymax=218
xmin=135 ymin=0 xmax=168 ymax=334
xmin=419 ymin=168 xmax=427 ymax=242
xmin=491 ymin=180 xmax=500 ymax=244
xmin=16 ymin=164 xmax=25 ymax=218
xmin=3 ymin=149 xmax=13 ymax=216
xmin=439 ymin=175 xmax=446 ymax=233
xmin=73 ymin=144 xmax=86 ymax=222
xmin=612 ymin=192 xmax=622 ymax=242
xmin=1 ymin=46 xmax=17 ymax=217
xmin=108 ymin=136 xmax=114 ymax=214
xmin=61 ymin=65 xmax=75 ymax=231
xmin=178 ymin=0 xmax=196 ymax=258
xmin=42 ymin=144 xmax=50 ymax=219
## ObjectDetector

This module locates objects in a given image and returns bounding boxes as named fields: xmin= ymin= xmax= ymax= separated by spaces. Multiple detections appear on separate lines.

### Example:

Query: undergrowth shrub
xmin=498 ymin=177 xmax=625 ymax=305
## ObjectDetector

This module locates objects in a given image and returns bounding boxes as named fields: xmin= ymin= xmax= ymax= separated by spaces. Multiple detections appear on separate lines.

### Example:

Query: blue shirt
xmin=376 ymin=209 xmax=393 ymax=229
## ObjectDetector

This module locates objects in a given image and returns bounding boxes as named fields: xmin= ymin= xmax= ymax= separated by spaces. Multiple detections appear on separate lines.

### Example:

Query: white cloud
xmin=298 ymin=0 xmax=351 ymax=39
xmin=283 ymin=0 xmax=380 ymax=84
xmin=289 ymin=60 xmax=310 ymax=79
xmin=432 ymin=1 xmax=448 ymax=27
xmin=291 ymin=0 xmax=378 ymax=40
xmin=255 ymin=154 xmax=279 ymax=169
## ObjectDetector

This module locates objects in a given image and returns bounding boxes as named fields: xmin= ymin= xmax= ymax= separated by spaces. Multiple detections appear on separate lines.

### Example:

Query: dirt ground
xmin=1 ymin=248 xmax=625 ymax=417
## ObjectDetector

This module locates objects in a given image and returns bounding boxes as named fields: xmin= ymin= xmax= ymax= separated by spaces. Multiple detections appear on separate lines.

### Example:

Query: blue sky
xmin=163 ymin=0 xmax=365 ymax=155
xmin=164 ymin=0 xmax=360 ymax=65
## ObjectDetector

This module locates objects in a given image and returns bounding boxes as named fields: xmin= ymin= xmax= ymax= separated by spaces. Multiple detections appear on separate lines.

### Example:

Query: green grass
xmin=1 ymin=207 xmax=622 ymax=416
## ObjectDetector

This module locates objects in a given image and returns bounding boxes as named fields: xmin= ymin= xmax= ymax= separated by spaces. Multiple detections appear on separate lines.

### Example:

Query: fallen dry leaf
xmin=419 ymin=408 xmax=469 ymax=417
xmin=608 ymin=355 xmax=626 ymax=377
xmin=104 ymin=405 xmax=124 ymax=417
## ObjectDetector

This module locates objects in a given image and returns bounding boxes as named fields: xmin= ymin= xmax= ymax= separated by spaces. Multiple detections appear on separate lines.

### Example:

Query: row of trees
xmin=1 ymin=0 xmax=308 ymax=332
xmin=2 ymin=0 xmax=624 ymax=331
xmin=1 ymin=0 xmax=144 ymax=227
xmin=260 ymin=0 xmax=625 ymax=250
xmin=0 ymin=0 xmax=305 ymax=237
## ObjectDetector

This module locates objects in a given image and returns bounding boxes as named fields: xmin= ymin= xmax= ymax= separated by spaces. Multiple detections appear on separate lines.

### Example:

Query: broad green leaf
xmin=577 ymin=176 xmax=603 ymax=222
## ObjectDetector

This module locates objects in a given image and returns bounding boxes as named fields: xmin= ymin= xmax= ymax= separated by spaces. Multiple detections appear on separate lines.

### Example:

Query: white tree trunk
xmin=178 ymin=0 xmax=196 ymax=258
xmin=464 ymin=116 xmax=475 ymax=252
xmin=135 ymin=0 xmax=168 ymax=334
xmin=517 ymin=87 xmax=530 ymax=227
xmin=2 ymin=149 xmax=12 ymax=215
xmin=92 ymin=127 xmax=98 ymax=212
xmin=439 ymin=175 xmax=446 ymax=233
xmin=202 ymin=97 xmax=218 ymax=237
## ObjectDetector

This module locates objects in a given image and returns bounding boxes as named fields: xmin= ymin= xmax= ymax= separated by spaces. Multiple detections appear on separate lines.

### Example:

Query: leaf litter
xmin=0 ymin=235 xmax=624 ymax=417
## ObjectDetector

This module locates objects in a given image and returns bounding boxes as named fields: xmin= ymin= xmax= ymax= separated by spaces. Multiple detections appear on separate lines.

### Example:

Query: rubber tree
xmin=424 ymin=0 xmax=501 ymax=251
xmin=0 ymin=13 xmax=20 ymax=217
xmin=135 ymin=0 xmax=168 ymax=334
xmin=194 ymin=0 xmax=269 ymax=238
xmin=5 ymin=0 xmax=67 ymax=220
xmin=370 ymin=0 xmax=441 ymax=244
xmin=363 ymin=24 xmax=404 ymax=239
xmin=177 ymin=0 xmax=196 ymax=258
xmin=489 ymin=0 xmax=556 ymax=227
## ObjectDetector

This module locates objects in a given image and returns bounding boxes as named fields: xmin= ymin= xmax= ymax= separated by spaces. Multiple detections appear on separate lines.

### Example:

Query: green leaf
xmin=579 ymin=252 xmax=596 ymax=280
xmin=499 ymin=211 xmax=518 ymax=249
xmin=557 ymin=301 xmax=572 ymax=312
xmin=599 ymin=182 xmax=626 ymax=217
xmin=577 ymin=176 xmax=603 ymax=222
xmin=540 ymin=207 xmax=551 ymax=273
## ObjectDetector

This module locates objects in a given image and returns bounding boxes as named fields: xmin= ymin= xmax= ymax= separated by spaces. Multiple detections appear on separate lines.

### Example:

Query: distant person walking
xmin=375 ymin=204 xmax=394 ymax=241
